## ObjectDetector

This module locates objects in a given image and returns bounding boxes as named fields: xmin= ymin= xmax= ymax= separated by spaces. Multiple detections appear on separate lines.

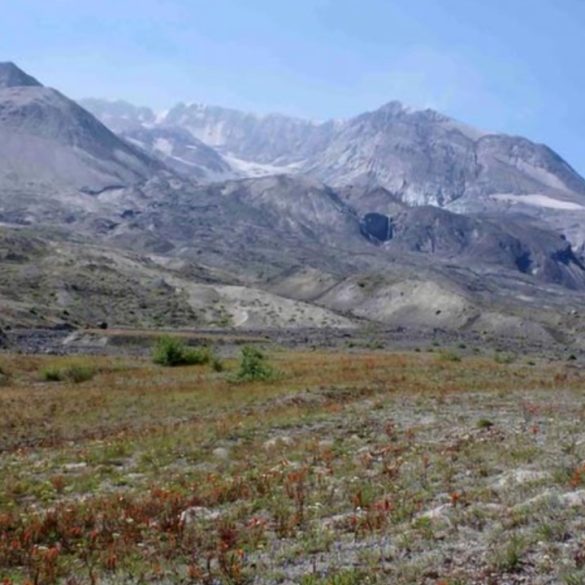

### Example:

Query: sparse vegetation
xmin=1 ymin=348 xmax=584 ymax=583
xmin=490 ymin=534 xmax=526 ymax=573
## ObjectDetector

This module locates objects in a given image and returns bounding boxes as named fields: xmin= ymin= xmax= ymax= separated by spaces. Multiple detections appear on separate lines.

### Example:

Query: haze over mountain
xmin=3 ymin=62 xmax=585 ymax=346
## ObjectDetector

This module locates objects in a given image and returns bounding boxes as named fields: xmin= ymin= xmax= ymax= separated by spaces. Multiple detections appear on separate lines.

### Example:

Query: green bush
xmin=41 ymin=364 xmax=96 ymax=383
xmin=152 ymin=336 xmax=211 ymax=367
xmin=66 ymin=365 xmax=95 ymax=384
xmin=232 ymin=346 xmax=278 ymax=382
xmin=41 ymin=366 xmax=65 ymax=382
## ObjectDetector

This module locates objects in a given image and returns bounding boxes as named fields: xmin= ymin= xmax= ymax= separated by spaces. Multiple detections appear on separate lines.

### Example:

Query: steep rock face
xmin=121 ymin=125 xmax=234 ymax=181
xmin=305 ymin=103 xmax=585 ymax=210
xmin=335 ymin=184 xmax=408 ymax=217
xmin=163 ymin=103 xmax=338 ymax=164
xmin=305 ymin=103 xmax=483 ymax=206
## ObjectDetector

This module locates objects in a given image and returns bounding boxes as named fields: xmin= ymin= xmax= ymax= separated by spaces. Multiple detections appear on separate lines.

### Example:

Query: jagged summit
xmin=375 ymin=100 xmax=410 ymax=114
xmin=0 ymin=62 xmax=42 ymax=89
xmin=369 ymin=100 xmax=450 ymax=123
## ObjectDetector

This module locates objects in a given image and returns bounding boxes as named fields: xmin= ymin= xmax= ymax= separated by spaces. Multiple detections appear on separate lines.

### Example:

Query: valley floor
xmin=1 ymin=345 xmax=585 ymax=584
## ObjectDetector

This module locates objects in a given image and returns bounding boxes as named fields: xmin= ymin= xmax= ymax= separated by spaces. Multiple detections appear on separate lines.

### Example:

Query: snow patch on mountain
xmin=155 ymin=110 xmax=169 ymax=124
xmin=491 ymin=194 xmax=585 ymax=210
xmin=153 ymin=138 xmax=173 ymax=156
xmin=223 ymin=154 xmax=298 ymax=178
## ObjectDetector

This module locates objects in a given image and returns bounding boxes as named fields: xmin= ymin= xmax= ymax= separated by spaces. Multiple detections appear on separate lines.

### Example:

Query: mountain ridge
xmin=82 ymin=96 xmax=585 ymax=208
xmin=2 ymin=63 xmax=585 ymax=345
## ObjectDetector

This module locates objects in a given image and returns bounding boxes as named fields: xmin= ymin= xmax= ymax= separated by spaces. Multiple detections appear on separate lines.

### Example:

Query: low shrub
xmin=41 ymin=364 xmax=96 ymax=383
xmin=211 ymin=356 xmax=225 ymax=372
xmin=41 ymin=366 xmax=65 ymax=382
xmin=66 ymin=365 xmax=95 ymax=383
xmin=152 ymin=335 xmax=211 ymax=367
xmin=232 ymin=346 xmax=278 ymax=382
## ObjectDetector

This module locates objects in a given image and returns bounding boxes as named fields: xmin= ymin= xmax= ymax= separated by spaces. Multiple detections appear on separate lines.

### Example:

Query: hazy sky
xmin=2 ymin=0 xmax=585 ymax=173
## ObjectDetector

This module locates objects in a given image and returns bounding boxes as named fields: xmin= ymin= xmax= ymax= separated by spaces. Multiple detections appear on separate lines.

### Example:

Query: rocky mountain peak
xmin=375 ymin=100 xmax=408 ymax=114
xmin=371 ymin=100 xmax=448 ymax=124
xmin=0 ymin=62 xmax=43 ymax=89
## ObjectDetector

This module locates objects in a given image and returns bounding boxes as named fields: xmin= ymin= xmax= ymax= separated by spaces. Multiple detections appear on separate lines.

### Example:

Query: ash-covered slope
xmin=0 ymin=226 xmax=354 ymax=331
xmin=0 ymin=63 xmax=162 ymax=195
xmin=106 ymin=174 xmax=366 ymax=279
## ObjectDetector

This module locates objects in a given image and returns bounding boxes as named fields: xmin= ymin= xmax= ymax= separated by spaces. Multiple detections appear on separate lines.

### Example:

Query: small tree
xmin=233 ymin=346 xmax=278 ymax=382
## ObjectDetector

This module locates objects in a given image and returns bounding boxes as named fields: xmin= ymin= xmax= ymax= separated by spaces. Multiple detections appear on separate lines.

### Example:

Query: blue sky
xmin=2 ymin=0 xmax=585 ymax=173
